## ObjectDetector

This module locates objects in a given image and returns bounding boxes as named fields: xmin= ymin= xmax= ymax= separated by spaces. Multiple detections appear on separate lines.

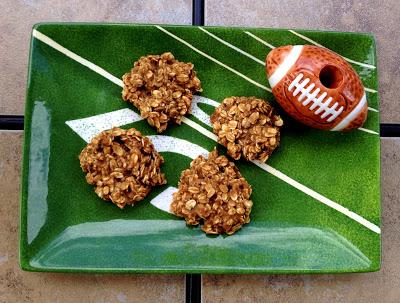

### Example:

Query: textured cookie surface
xmin=122 ymin=52 xmax=202 ymax=132
xmin=211 ymin=96 xmax=283 ymax=162
xmin=171 ymin=149 xmax=253 ymax=235
xmin=79 ymin=127 xmax=166 ymax=208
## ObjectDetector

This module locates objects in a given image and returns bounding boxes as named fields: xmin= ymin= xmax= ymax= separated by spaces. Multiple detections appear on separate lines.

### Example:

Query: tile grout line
xmin=380 ymin=124 xmax=400 ymax=137
xmin=0 ymin=116 xmax=398 ymax=136
xmin=0 ymin=115 xmax=24 ymax=130
xmin=187 ymin=1 xmax=204 ymax=303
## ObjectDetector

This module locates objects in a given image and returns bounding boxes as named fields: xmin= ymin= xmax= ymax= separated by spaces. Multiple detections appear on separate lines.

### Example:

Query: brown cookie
xmin=79 ymin=127 xmax=166 ymax=208
xmin=211 ymin=96 xmax=283 ymax=162
xmin=171 ymin=149 xmax=253 ymax=235
xmin=122 ymin=52 xmax=202 ymax=132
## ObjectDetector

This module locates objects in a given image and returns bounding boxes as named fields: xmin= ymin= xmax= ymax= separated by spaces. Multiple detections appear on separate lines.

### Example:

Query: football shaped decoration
xmin=266 ymin=45 xmax=367 ymax=131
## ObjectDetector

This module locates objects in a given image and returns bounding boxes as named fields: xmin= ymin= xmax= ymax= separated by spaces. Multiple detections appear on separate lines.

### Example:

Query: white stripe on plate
xmin=365 ymin=87 xmax=378 ymax=94
xmin=244 ymin=31 xmax=276 ymax=49
xmin=148 ymin=135 xmax=209 ymax=160
xmin=149 ymin=186 xmax=177 ymax=214
xmin=32 ymin=29 xmax=124 ymax=88
xmin=66 ymin=108 xmax=142 ymax=142
xmin=34 ymin=30 xmax=380 ymax=234
xmin=181 ymin=116 xmax=218 ymax=141
xmin=155 ymin=26 xmax=271 ymax=92
xmin=192 ymin=95 xmax=220 ymax=127
xmin=252 ymin=161 xmax=381 ymax=234
xmin=199 ymin=27 xmax=265 ymax=66
xmin=358 ymin=127 xmax=379 ymax=135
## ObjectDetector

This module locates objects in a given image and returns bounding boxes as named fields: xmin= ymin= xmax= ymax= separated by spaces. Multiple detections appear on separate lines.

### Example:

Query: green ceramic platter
xmin=20 ymin=23 xmax=380 ymax=273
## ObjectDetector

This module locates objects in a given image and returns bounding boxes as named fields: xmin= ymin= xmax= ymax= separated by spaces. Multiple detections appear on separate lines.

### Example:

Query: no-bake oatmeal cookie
xmin=211 ymin=96 xmax=283 ymax=162
xmin=171 ymin=149 xmax=253 ymax=235
xmin=122 ymin=52 xmax=202 ymax=132
xmin=79 ymin=127 xmax=166 ymax=209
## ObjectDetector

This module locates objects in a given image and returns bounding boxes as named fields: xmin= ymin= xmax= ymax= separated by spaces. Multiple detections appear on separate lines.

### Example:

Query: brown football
xmin=266 ymin=45 xmax=367 ymax=131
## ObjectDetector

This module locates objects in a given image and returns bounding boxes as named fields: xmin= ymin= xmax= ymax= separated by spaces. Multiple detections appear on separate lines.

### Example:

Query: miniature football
xmin=266 ymin=45 xmax=367 ymax=131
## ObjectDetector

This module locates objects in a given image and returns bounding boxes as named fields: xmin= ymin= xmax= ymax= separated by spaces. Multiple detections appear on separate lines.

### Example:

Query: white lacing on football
xmin=288 ymin=73 xmax=344 ymax=122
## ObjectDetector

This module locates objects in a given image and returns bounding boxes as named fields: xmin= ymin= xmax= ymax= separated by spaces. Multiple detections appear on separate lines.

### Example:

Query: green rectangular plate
xmin=20 ymin=23 xmax=380 ymax=273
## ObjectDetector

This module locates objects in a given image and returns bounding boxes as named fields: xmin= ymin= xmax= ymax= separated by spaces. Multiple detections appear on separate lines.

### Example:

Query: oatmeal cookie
xmin=79 ymin=127 xmax=166 ymax=208
xmin=171 ymin=149 xmax=252 ymax=235
xmin=211 ymin=96 xmax=283 ymax=162
xmin=122 ymin=52 xmax=202 ymax=132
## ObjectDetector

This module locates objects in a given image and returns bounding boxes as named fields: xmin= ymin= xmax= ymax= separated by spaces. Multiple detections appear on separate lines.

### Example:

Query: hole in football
xmin=319 ymin=65 xmax=343 ymax=89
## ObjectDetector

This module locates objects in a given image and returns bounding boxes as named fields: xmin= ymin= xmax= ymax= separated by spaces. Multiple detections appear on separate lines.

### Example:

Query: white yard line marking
xmin=358 ymin=127 xmax=379 ymax=135
xmin=192 ymin=95 xmax=220 ymax=127
xmin=149 ymin=186 xmax=177 ymax=214
xmin=199 ymin=27 xmax=265 ymax=66
xmin=32 ymin=30 xmax=124 ymax=88
xmin=66 ymin=108 xmax=142 ymax=142
xmin=148 ymin=135 xmax=209 ymax=160
xmin=365 ymin=87 xmax=378 ymax=94
xmin=252 ymin=161 xmax=381 ymax=234
xmin=34 ymin=30 xmax=380 ymax=234
xmin=244 ymin=31 xmax=276 ymax=49
xmin=289 ymin=30 xmax=376 ymax=70
xmin=193 ymin=95 xmax=220 ymax=108
xmin=155 ymin=26 xmax=271 ymax=92
xmin=181 ymin=117 xmax=218 ymax=141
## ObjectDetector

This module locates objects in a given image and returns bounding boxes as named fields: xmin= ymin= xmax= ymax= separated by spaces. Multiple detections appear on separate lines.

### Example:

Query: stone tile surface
xmin=0 ymin=0 xmax=192 ymax=115
xmin=0 ymin=132 xmax=185 ymax=303
xmin=205 ymin=0 xmax=400 ymax=123
xmin=202 ymin=137 xmax=400 ymax=303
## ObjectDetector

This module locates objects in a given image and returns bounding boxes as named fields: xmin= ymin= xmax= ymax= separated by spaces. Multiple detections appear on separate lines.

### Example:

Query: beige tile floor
xmin=0 ymin=132 xmax=185 ymax=303
xmin=0 ymin=0 xmax=192 ymax=115
xmin=202 ymin=138 xmax=400 ymax=303
xmin=205 ymin=0 xmax=400 ymax=123
xmin=1 ymin=1 xmax=400 ymax=302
